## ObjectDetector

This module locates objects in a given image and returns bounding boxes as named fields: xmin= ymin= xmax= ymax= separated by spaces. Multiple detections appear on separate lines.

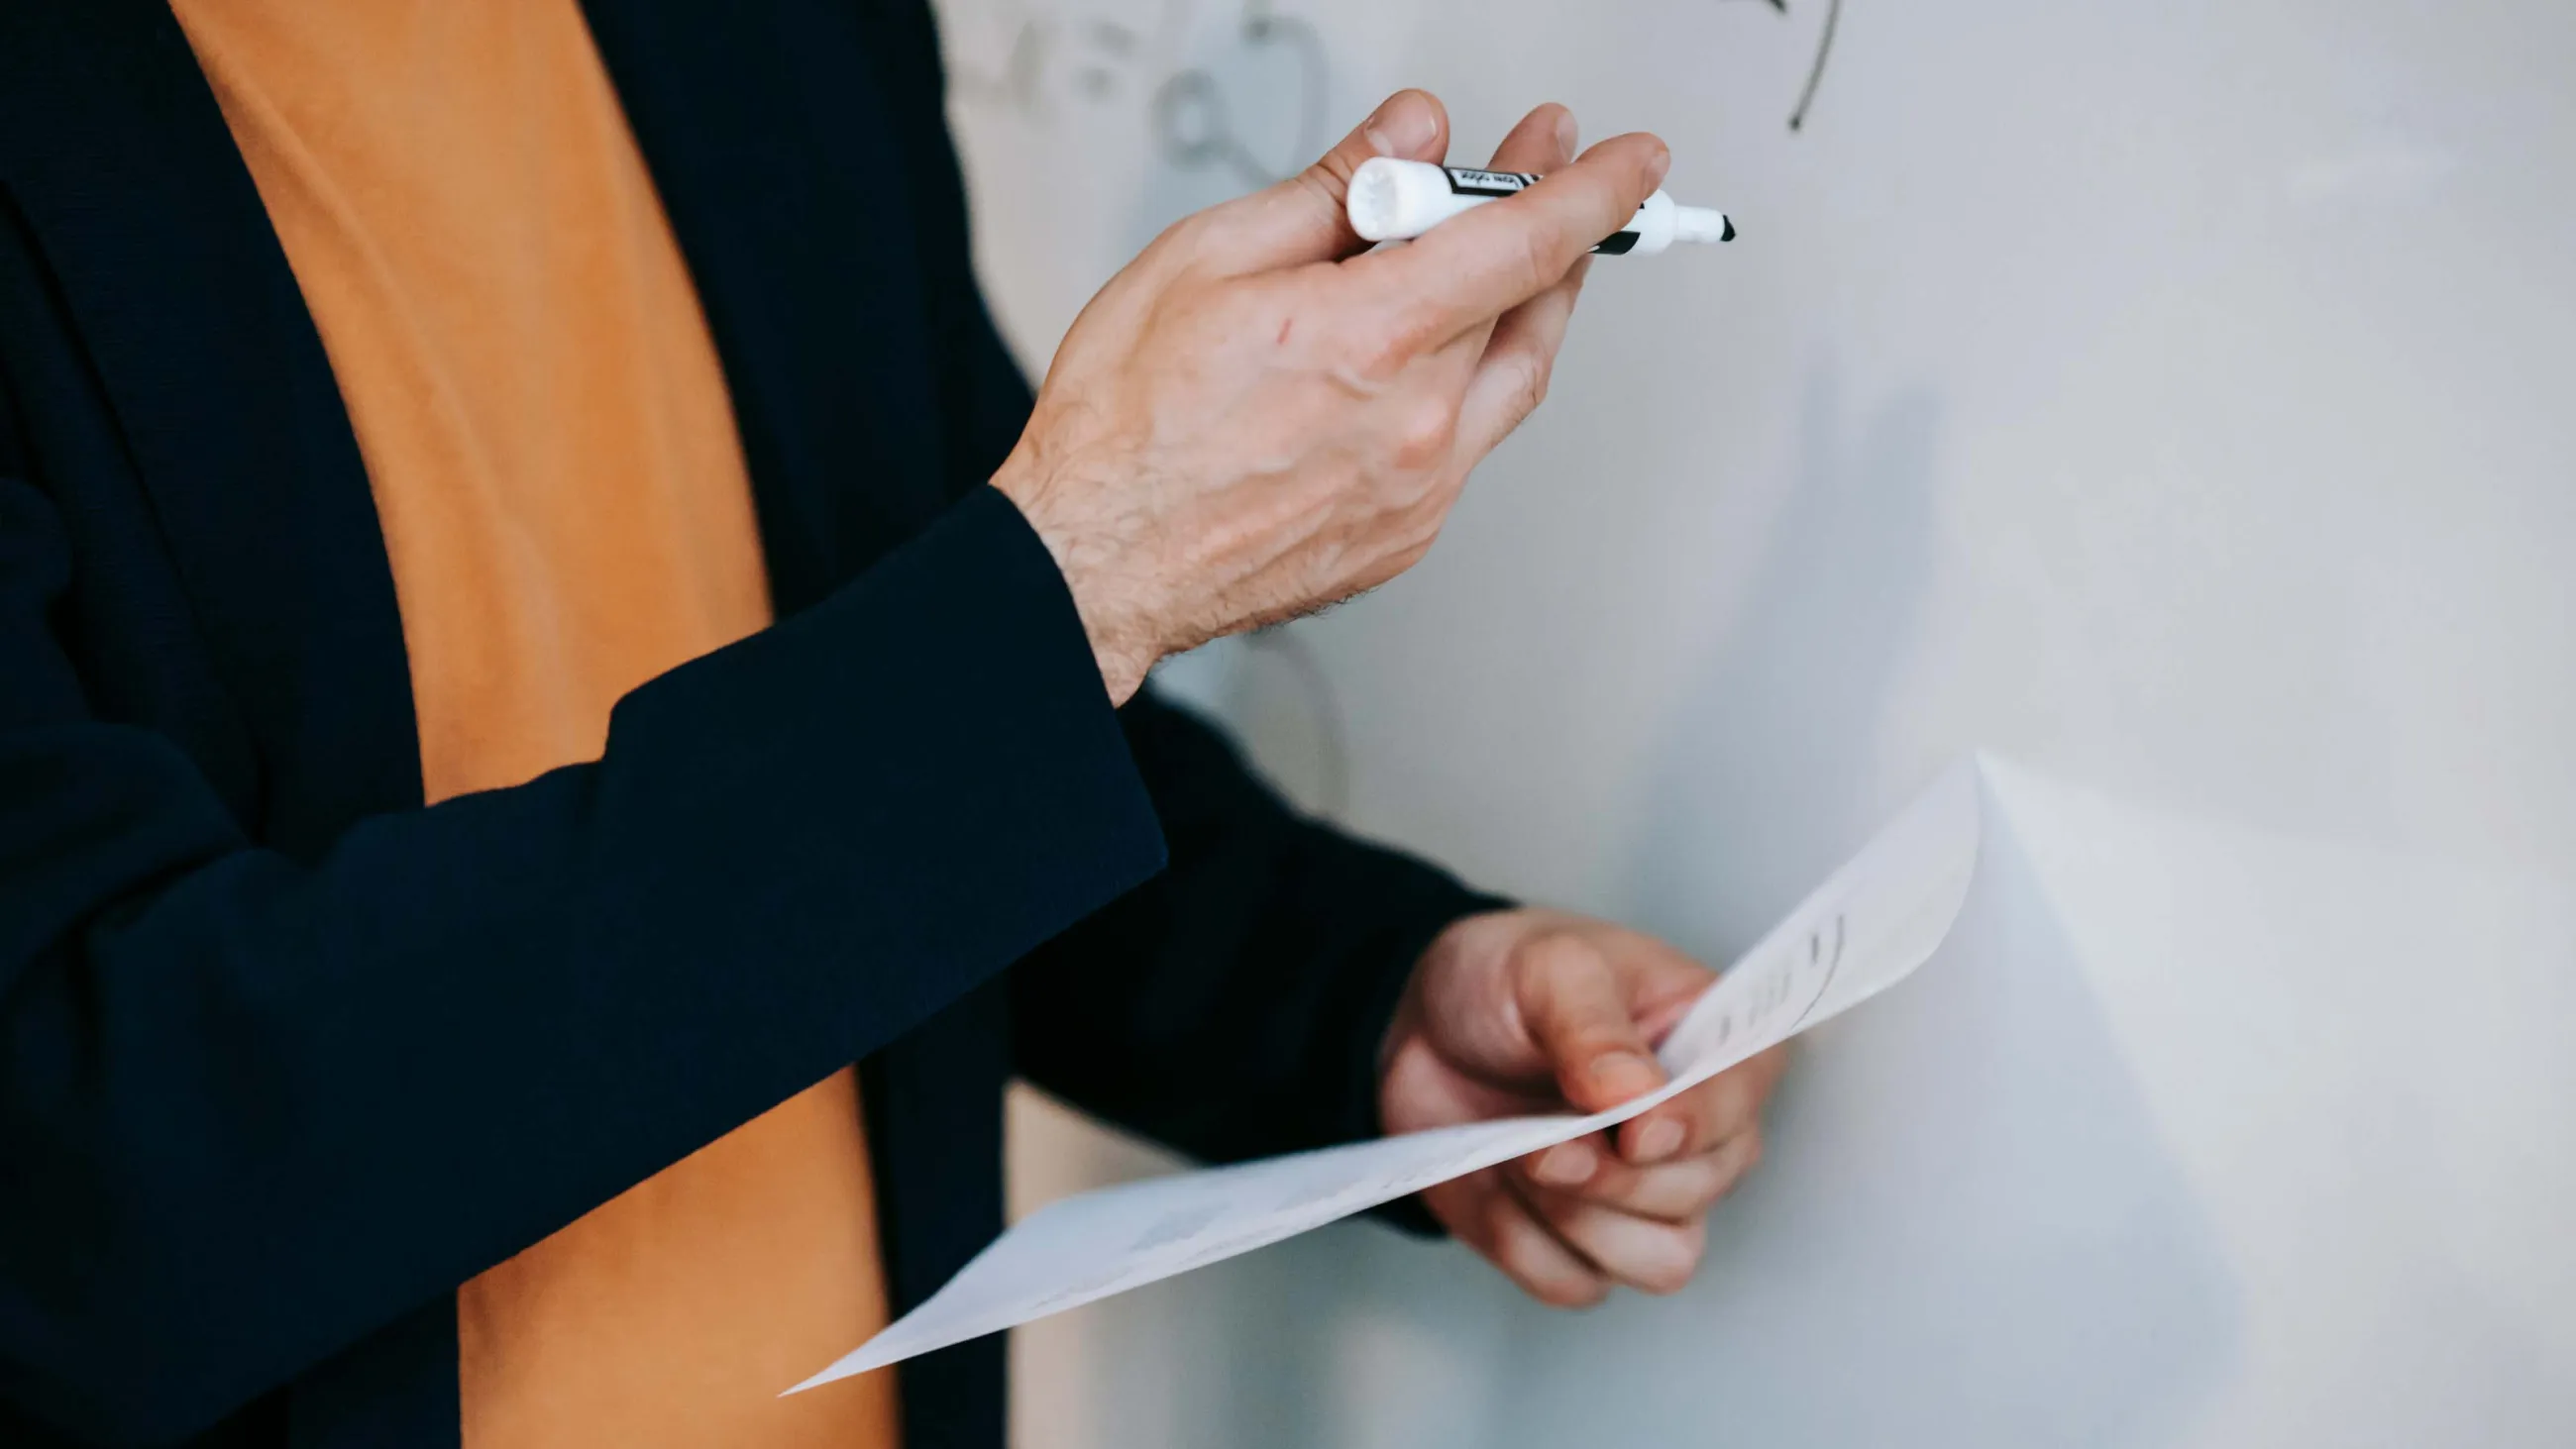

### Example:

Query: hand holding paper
xmin=1381 ymin=906 xmax=1789 ymax=1304
xmin=792 ymin=760 xmax=1984 ymax=1394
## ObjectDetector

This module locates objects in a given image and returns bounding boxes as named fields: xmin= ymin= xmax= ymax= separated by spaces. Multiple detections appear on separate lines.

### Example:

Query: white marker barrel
xmin=1346 ymin=157 xmax=1734 ymax=256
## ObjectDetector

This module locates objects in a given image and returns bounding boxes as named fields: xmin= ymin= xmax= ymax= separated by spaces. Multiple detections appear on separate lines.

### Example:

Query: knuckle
xmin=1382 ymin=533 xmax=1438 ymax=579
xmin=1580 ymin=1169 xmax=1652 ymax=1215
xmin=1518 ymin=929 xmax=1606 ymax=992
xmin=1507 ymin=355 xmax=1553 ymax=420
xmin=1516 ymin=224 xmax=1565 ymax=297
xmin=1524 ymin=1140 xmax=1593 ymax=1191
xmin=1489 ymin=1200 xmax=1598 ymax=1307
xmin=1521 ymin=927 xmax=1589 ymax=971
xmin=1388 ymin=466 xmax=1450 ymax=519
xmin=1689 ymin=1152 xmax=1741 ymax=1205
xmin=1150 ymin=210 xmax=1210 ymax=260
xmin=1352 ymin=305 xmax=1444 ymax=381
xmin=1499 ymin=1226 xmax=1548 ymax=1270
xmin=1703 ymin=1138 xmax=1758 ymax=1203
xmin=1661 ymin=1167 xmax=1725 ymax=1217
xmin=1339 ymin=326 xmax=1408 ymax=386
xmin=1292 ymin=163 xmax=1347 ymax=210
xmin=1389 ymin=398 xmax=1460 ymax=470
xmin=1515 ymin=945 xmax=1624 ymax=1049
xmin=1638 ymin=1223 xmax=1706 ymax=1295
xmin=1411 ymin=463 xmax=1468 ymax=514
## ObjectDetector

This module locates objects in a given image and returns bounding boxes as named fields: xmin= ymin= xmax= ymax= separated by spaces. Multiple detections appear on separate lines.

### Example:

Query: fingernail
xmin=1634 ymin=1118 xmax=1685 ymax=1164
xmin=1534 ymin=1141 xmax=1596 ymax=1187
xmin=1590 ymin=1051 xmax=1660 ymax=1098
xmin=1365 ymin=92 xmax=1439 ymax=157
xmin=1553 ymin=109 xmax=1579 ymax=160
xmin=1643 ymin=145 xmax=1671 ymax=192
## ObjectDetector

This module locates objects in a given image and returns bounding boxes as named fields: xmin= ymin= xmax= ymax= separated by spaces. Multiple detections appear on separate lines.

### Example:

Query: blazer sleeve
xmin=1011 ymin=692 xmax=1510 ymax=1165
xmin=0 ymin=385 xmax=1166 ymax=1441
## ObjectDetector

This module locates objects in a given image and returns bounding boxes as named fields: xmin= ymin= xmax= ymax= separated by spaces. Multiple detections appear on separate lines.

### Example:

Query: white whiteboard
xmin=939 ymin=2 xmax=2576 ymax=1445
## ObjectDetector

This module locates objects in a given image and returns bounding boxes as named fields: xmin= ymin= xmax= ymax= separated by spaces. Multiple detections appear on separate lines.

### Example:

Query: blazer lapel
xmin=0 ymin=2 xmax=424 ymax=852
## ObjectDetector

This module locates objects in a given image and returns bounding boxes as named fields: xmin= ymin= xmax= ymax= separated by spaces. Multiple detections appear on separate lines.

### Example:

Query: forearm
xmin=0 ymin=488 xmax=1164 ymax=1444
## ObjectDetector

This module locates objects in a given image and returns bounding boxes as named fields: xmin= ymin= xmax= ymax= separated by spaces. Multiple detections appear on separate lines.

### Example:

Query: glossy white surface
xmin=937 ymin=2 xmax=2576 ymax=1443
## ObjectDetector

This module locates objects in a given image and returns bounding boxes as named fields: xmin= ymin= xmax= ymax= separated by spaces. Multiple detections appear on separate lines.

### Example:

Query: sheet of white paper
xmin=789 ymin=759 xmax=1984 ymax=1395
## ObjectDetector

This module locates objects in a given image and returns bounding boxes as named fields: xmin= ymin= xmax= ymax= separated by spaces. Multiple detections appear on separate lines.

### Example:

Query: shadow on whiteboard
xmin=1502 ymin=777 xmax=2241 ymax=1447
xmin=1628 ymin=368 xmax=1946 ymax=960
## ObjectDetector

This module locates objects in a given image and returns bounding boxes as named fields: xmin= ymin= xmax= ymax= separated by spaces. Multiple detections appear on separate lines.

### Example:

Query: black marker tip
xmin=1721 ymin=216 xmax=1738 ymax=243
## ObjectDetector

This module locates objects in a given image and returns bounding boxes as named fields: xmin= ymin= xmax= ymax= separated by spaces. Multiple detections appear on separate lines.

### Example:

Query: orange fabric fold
xmin=170 ymin=2 xmax=899 ymax=1442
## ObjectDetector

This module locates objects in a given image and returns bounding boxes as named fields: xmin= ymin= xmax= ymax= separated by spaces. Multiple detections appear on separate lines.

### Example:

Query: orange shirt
xmin=168 ymin=2 xmax=899 ymax=1443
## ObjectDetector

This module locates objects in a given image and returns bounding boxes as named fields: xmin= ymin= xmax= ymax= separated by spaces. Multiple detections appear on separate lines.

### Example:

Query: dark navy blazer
xmin=0 ymin=2 xmax=1489 ymax=1444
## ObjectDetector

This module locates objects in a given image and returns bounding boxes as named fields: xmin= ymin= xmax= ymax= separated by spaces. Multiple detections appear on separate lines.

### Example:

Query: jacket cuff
xmin=588 ymin=483 xmax=1169 ymax=1167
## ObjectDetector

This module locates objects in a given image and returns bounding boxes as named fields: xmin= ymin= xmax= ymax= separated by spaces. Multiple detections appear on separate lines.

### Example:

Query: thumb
xmin=1215 ymin=89 xmax=1449 ymax=270
xmin=1515 ymin=932 xmax=1666 ymax=1114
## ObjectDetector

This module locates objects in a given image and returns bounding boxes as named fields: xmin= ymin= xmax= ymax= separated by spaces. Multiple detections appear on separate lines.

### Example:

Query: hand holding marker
xmin=1347 ymin=157 xmax=1734 ymax=255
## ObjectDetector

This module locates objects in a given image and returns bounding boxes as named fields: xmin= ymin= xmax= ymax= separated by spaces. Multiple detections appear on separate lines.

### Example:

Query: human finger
xmin=1345 ymin=131 xmax=1668 ymax=351
xmin=1426 ymin=1170 xmax=1609 ymax=1308
xmin=1418 ymin=102 xmax=1583 ymax=380
xmin=1522 ymin=1126 xmax=1764 ymax=1221
xmin=1513 ymin=931 xmax=1667 ymax=1113
xmin=1215 ymin=89 xmax=1450 ymax=268
xmin=1451 ymin=256 xmax=1587 ymax=460
xmin=1612 ymin=1042 xmax=1789 ymax=1167
xmin=1519 ymin=1184 xmax=1708 ymax=1296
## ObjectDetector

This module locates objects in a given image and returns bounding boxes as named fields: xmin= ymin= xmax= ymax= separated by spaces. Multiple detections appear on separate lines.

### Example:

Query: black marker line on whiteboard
xmin=1787 ymin=0 xmax=1843 ymax=132
xmin=1346 ymin=158 xmax=1735 ymax=256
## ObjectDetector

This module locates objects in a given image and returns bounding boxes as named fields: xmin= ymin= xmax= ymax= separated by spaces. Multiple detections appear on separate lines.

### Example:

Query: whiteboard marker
xmin=1346 ymin=157 xmax=1735 ymax=255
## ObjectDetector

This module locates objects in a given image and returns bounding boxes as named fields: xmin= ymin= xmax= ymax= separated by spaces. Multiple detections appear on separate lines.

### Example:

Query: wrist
xmin=991 ymin=453 xmax=1160 ymax=704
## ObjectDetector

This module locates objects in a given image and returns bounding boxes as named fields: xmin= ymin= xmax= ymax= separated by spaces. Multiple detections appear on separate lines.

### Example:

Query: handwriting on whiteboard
xmin=940 ymin=0 xmax=1843 ymax=192
xmin=942 ymin=0 xmax=1331 ymax=186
